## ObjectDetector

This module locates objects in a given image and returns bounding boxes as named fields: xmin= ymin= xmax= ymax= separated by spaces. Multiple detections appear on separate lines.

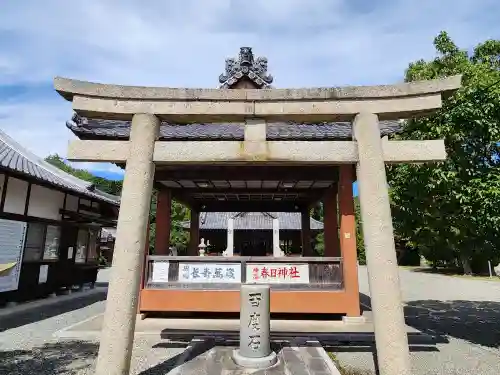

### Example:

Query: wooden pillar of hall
xmin=301 ymin=207 xmax=313 ymax=256
xmin=323 ymin=185 xmax=340 ymax=256
xmin=137 ymin=220 xmax=151 ymax=314
xmin=188 ymin=209 xmax=200 ymax=256
xmin=338 ymin=165 xmax=361 ymax=317
xmin=155 ymin=189 xmax=172 ymax=255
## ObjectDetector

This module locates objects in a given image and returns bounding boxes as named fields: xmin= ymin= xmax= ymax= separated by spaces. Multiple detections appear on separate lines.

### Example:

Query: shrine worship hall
xmin=143 ymin=162 xmax=361 ymax=316
xmin=66 ymin=48 xmax=373 ymax=317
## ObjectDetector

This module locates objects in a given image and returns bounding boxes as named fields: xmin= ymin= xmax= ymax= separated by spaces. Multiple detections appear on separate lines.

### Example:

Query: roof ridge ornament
xmin=219 ymin=47 xmax=273 ymax=89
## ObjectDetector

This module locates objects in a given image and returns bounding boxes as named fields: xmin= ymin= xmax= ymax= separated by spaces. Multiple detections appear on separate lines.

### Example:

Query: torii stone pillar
xmin=95 ymin=113 xmax=159 ymax=375
xmin=353 ymin=112 xmax=411 ymax=375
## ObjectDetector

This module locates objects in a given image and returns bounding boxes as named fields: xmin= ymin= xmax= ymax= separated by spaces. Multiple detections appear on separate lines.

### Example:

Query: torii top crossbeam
xmin=54 ymin=75 xmax=461 ymax=122
xmin=54 ymin=75 xmax=461 ymax=166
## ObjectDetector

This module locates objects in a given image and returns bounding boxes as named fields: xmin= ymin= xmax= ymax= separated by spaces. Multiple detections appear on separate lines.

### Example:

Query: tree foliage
xmin=45 ymin=154 xmax=123 ymax=196
xmin=45 ymin=154 xmax=191 ymax=252
xmin=387 ymin=32 xmax=500 ymax=274
xmin=354 ymin=197 xmax=366 ymax=265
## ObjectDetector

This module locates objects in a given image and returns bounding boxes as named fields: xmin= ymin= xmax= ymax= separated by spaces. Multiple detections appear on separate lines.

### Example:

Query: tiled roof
xmin=180 ymin=212 xmax=323 ymax=231
xmin=0 ymin=129 xmax=120 ymax=205
xmin=67 ymin=116 xmax=402 ymax=141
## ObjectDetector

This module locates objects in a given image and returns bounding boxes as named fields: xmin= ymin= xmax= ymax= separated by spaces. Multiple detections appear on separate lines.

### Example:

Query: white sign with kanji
xmin=151 ymin=261 xmax=170 ymax=283
xmin=178 ymin=263 xmax=241 ymax=283
xmin=246 ymin=264 xmax=309 ymax=284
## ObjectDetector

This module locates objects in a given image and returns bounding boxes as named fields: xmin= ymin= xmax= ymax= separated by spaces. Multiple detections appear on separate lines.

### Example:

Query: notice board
xmin=0 ymin=219 xmax=27 ymax=293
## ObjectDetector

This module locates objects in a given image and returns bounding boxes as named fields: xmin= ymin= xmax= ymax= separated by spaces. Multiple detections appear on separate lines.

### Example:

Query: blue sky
xmin=0 ymin=0 xmax=499 ymax=183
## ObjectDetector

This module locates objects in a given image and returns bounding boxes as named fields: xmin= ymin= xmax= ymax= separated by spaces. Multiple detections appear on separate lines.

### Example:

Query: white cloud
xmin=0 ymin=98 xmax=73 ymax=157
xmin=0 ymin=0 xmax=498 ymax=176
xmin=67 ymin=162 xmax=124 ymax=177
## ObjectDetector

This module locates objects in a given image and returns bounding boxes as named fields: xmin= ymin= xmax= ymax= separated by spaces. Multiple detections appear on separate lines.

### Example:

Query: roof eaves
xmin=0 ymin=129 xmax=120 ymax=206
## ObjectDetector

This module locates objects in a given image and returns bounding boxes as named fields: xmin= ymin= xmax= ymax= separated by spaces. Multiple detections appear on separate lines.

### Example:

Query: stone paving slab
xmin=54 ymin=311 xmax=429 ymax=346
xmin=56 ymin=314 xmax=376 ymax=334
xmin=167 ymin=338 xmax=341 ymax=375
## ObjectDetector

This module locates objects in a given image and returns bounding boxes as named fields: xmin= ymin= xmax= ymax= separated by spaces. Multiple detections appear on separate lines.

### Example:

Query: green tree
xmin=387 ymin=32 xmax=500 ymax=274
xmin=45 ymin=154 xmax=191 ymax=252
xmin=45 ymin=154 xmax=123 ymax=196
xmin=354 ymin=197 xmax=366 ymax=265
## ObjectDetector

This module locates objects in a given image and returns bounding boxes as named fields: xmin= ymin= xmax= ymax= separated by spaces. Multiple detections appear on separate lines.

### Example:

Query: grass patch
xmin=328 ymin=353 xmax=373 ymax=375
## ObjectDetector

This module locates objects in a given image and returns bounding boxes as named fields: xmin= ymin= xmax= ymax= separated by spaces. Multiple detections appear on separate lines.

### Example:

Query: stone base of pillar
xmin=136 ymin=313 xmax=147 ymax=320
xmin=342 ymin=315 xmax=367 ymax=325
xmin=232 ymin=349 xmax=278 ymax=369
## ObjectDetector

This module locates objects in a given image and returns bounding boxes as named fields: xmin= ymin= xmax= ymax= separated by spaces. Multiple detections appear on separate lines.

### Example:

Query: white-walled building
xmin=0 ymin=129 xmax=119 ymax=303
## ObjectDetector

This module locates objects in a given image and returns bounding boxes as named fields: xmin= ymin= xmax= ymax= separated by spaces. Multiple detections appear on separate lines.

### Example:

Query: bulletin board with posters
xmin=0 ymin=219 xmax=27 ymax=293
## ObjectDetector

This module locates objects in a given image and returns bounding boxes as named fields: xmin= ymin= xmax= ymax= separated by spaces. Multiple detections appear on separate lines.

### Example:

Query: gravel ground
xmin=334 ymin=266 xmax=500 ymax=375
xmin=0 ymin=269 xmax=186 ymax=374
xmin=1 ymin=267 xmax=500 ymax=374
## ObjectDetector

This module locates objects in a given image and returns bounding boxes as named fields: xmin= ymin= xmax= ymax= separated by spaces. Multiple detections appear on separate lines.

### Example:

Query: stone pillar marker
xmin=353 ymin=112 xmax=411 ymax=375
xmin=94 ymin=113 xmax=160 ymax=375
xmin=233 ymin=284 xmax=277 ymax=369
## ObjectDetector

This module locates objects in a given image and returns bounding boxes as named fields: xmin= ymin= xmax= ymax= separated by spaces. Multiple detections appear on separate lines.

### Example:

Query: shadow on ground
xmin=0 ymin=290 xmax=107 ymax=332
xmin=138 ymin=339 xmax=227 ymax=375
xmin=360 ymin=293 xmax=500 ymax=348
xmin=0 ymin=340 xmax=190 ymax=375
xmin=0 ymin=341 xmax=98 ymax=375
xmin=405 ymin=300 xmax=500 ymax=348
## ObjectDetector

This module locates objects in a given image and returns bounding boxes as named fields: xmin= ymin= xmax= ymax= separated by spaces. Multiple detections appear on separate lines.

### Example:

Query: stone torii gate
xmin=54 ymin=75 xmax=461 ymax=375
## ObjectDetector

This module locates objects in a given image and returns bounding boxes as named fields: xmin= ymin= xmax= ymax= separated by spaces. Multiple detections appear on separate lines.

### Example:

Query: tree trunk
xmin=460 ymin=255 xmax=473 ymax=275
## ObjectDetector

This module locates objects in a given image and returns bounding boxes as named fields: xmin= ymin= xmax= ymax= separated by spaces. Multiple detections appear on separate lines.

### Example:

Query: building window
xmin=23 ymin=222 xmax=61 ymax=262
xmin=43 ymin=225 xmax=61 ymax=260
xmin=75 ymin=229 xmax=89 ymax=264
xmin=23 ymin=223 xmax=46 ymax=262
xmin=87 ymin=229 xmax=99 ymax=263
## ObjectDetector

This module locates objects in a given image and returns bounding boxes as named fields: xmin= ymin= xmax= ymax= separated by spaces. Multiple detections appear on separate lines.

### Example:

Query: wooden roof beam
xmin=155 ymin=166 xmax=337 ymax=182
xmin=192 ymin=201 xmax=307 ymax=212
